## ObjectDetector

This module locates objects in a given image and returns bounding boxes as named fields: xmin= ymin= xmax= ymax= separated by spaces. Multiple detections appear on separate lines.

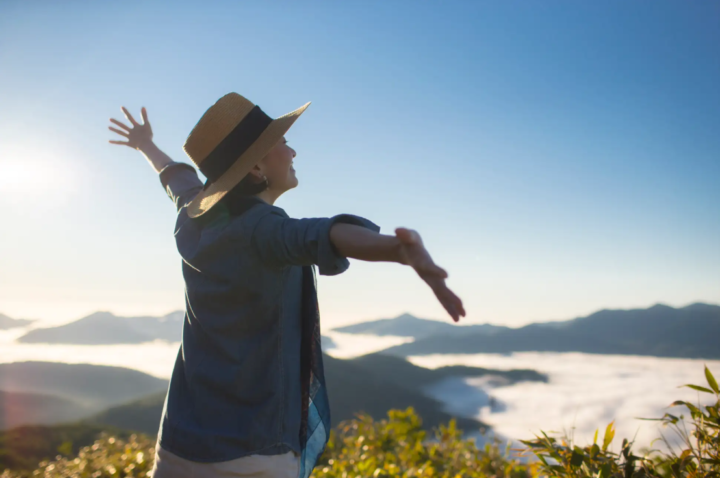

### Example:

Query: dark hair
xmin=191 ymin=175 xmax=268 ymax=223
xmin=221 ymin=174 xmax=268 ymax=204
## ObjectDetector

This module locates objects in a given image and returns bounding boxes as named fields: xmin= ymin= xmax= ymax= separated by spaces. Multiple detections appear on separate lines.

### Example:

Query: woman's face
xmin=259 ymin=136 xmax=298 ymax=193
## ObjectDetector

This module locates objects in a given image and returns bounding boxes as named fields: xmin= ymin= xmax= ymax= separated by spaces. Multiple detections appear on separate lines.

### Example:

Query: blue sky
xmin=0 ymin=1 xmax=718 ymax=327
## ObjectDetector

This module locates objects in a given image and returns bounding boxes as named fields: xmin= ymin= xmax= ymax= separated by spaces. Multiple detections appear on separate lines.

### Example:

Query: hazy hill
xmin=87 ymin=392 xmax=167 ymax=435
xmin=349 ymin=353 xmax=547 ymax=390
xmin=17 ymin=310 xmax=336 ymax=347
xmin=0 ymin=354 xmax=544 ymax=435
xmin=86 ymin=353 xmax=546 ymax=436
xmin=0 ymin=391 xmax=89 ymax=430
xmin=124 ymin=311 xmax=185 ymax=342
xmin=0 ymin=423 xmax=129 ymax=472
xmin=0 ymin=313 xmax=35 ymax=330
xmin=0 ymin=362 xmax=168 ymax=409
xmin=333 ymin=313 xmax=508 ymax=339
xmin=381 ymin=303 xmax=720 ymax=359
xmin=86 ymin=354 xmax=485 ymax=435
xmin=17 ymin=311 xmax=184 ymax=344
xmin=324 ymin=353 xmax=486 ymax=432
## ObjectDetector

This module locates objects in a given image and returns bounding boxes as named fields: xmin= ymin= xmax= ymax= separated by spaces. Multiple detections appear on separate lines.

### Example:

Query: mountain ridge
xmin=0 ymin=313 xmax=35 ymax=330
xmin=15 ymin=311 xmax=336 ymax=347
xmin=16 ymin=311 xmax=185 ymax=344
xmin=373 ymin=303 xmax=720 ymax=359
xmin=332 ymin=313 xmax=508 ymax=339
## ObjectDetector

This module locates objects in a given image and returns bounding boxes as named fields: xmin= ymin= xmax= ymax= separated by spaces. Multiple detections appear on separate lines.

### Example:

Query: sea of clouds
xmin=411 ymin=352 xmax=720 ymax=451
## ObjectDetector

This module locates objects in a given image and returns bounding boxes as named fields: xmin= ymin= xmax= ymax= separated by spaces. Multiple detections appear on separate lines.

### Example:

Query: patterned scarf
xmin=298 ymin=264 xmax=331 ymax=478
xmin=220 ymin=193 xmax=330 ymax=478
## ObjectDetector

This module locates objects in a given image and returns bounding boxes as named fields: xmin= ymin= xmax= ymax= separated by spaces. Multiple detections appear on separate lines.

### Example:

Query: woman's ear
xmin=247 ymin=164 xmax=264 ymax=181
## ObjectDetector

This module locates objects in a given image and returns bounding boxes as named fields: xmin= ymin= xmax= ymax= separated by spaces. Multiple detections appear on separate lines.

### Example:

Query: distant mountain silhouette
xmin=86 ymin=352 xmax=545 ymax=436
xmin=17 ymin=310 xmax=336 ymax=347
xmin=0 ymin=390 xmax=90 ymax=430
xmin=349 ymin=353 xmax=547 ymax=390
xmin=333 ymin=313 xmax=508 ymax=339
xmin=0 ymin=313 xmax=35 ymax=330
xmin=379 ymin=303 xmax=720 ymax=359
xmin=321 ymin=334 xmax=336 ymax=350
xmin=0 ymin=362 xmax=168 ymax=410
xmin=16 ymin=311 xmax=184 ymax=344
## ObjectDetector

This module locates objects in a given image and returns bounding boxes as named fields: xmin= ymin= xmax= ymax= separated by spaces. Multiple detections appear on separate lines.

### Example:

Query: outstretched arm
xmin=330 ymin=224 xmax=466 ymax=322
xmin=108 ymin=106 xmax=202 ymax=210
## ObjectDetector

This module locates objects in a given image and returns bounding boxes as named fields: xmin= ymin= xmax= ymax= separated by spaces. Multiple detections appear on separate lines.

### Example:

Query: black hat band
xmin=199 ymin=105 xmax=273 ymax=184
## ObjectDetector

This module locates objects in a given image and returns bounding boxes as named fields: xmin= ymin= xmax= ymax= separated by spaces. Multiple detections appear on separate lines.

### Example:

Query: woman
xmin=108 ymin=93 xmax=465 ymax=478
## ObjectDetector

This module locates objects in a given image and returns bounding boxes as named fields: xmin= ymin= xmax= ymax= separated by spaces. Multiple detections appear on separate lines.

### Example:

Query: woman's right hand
xmin=395 ymin=227 xmax=466 ymax=322
xmin=108 ymin=107 xmax=154 ymax=150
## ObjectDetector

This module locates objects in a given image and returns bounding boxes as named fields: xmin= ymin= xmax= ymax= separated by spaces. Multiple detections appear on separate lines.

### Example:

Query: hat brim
xmin=186 ymin=101 xmax=311 ymax=218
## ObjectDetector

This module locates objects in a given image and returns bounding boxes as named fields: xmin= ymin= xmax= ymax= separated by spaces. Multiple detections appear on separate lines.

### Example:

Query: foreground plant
xmin=1 ymin=433 xmax=155 ymax=478
xmin=314 ymin=407 xmax=536 ymax=478
xmin=519 ymin=365 xmax=719 ymax=478
xmin=519 ymin=420 xmax=657 ymax=478
xmin=643 ymin=365 xmax=720 ymax=478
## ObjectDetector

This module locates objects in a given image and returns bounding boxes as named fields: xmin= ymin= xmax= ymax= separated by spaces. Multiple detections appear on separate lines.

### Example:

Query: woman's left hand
xmin=108 ymin=107 xmax=154 ymax=151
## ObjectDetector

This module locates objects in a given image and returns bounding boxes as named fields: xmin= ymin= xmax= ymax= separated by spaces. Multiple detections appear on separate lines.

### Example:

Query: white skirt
xmin=150 ymin=444 xmax=300 ymax=478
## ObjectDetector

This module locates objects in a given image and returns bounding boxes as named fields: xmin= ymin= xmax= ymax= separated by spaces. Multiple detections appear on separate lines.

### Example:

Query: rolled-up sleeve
xmin=158 ymin=162 xmax=204 ymax=211
xmin=251 ymin=212 xmax=381 ymax=275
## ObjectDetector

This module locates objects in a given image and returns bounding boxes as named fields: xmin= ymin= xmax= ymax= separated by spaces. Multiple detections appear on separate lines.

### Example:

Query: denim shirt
xmin=155 ymin=162 xmax=380 ymax=463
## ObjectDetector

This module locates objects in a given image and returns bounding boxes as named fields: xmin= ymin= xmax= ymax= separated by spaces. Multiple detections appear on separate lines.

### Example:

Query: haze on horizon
xmin=0 ymin=1 xmax=718 ymax=328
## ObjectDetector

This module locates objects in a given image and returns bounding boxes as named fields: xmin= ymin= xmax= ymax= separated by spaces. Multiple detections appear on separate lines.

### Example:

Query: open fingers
xmin=108 ymin=126 xmax=129 ymax=138
xmin=110 ymin=118 xmax=131 ymax=131
xmin=109 ymin=139 xmax=131 ymax=147
xmin=141 ymin=107 xmax=149 ymax=125
xmin=121 ymin=107 xmax=139 ymax=126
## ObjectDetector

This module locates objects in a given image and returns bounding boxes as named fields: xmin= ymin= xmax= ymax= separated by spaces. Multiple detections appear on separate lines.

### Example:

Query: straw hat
xmin=184 ymin=93 xmax=311 ymax=218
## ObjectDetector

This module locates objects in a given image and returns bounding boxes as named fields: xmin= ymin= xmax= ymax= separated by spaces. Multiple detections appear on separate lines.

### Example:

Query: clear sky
xmin=0 ymin=1 xmax=718 ymax=327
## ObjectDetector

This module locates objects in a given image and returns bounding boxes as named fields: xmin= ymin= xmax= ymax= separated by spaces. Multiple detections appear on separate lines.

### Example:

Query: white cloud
xmin=323 ymin=331 xmax=414 ymax=358
xmin=411 ymin=352 xmax=720 ymax=450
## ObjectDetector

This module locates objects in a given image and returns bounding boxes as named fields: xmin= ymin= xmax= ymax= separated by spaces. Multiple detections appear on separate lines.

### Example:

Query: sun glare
xmin=0 ymin=147 xmax=76 ymax=200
